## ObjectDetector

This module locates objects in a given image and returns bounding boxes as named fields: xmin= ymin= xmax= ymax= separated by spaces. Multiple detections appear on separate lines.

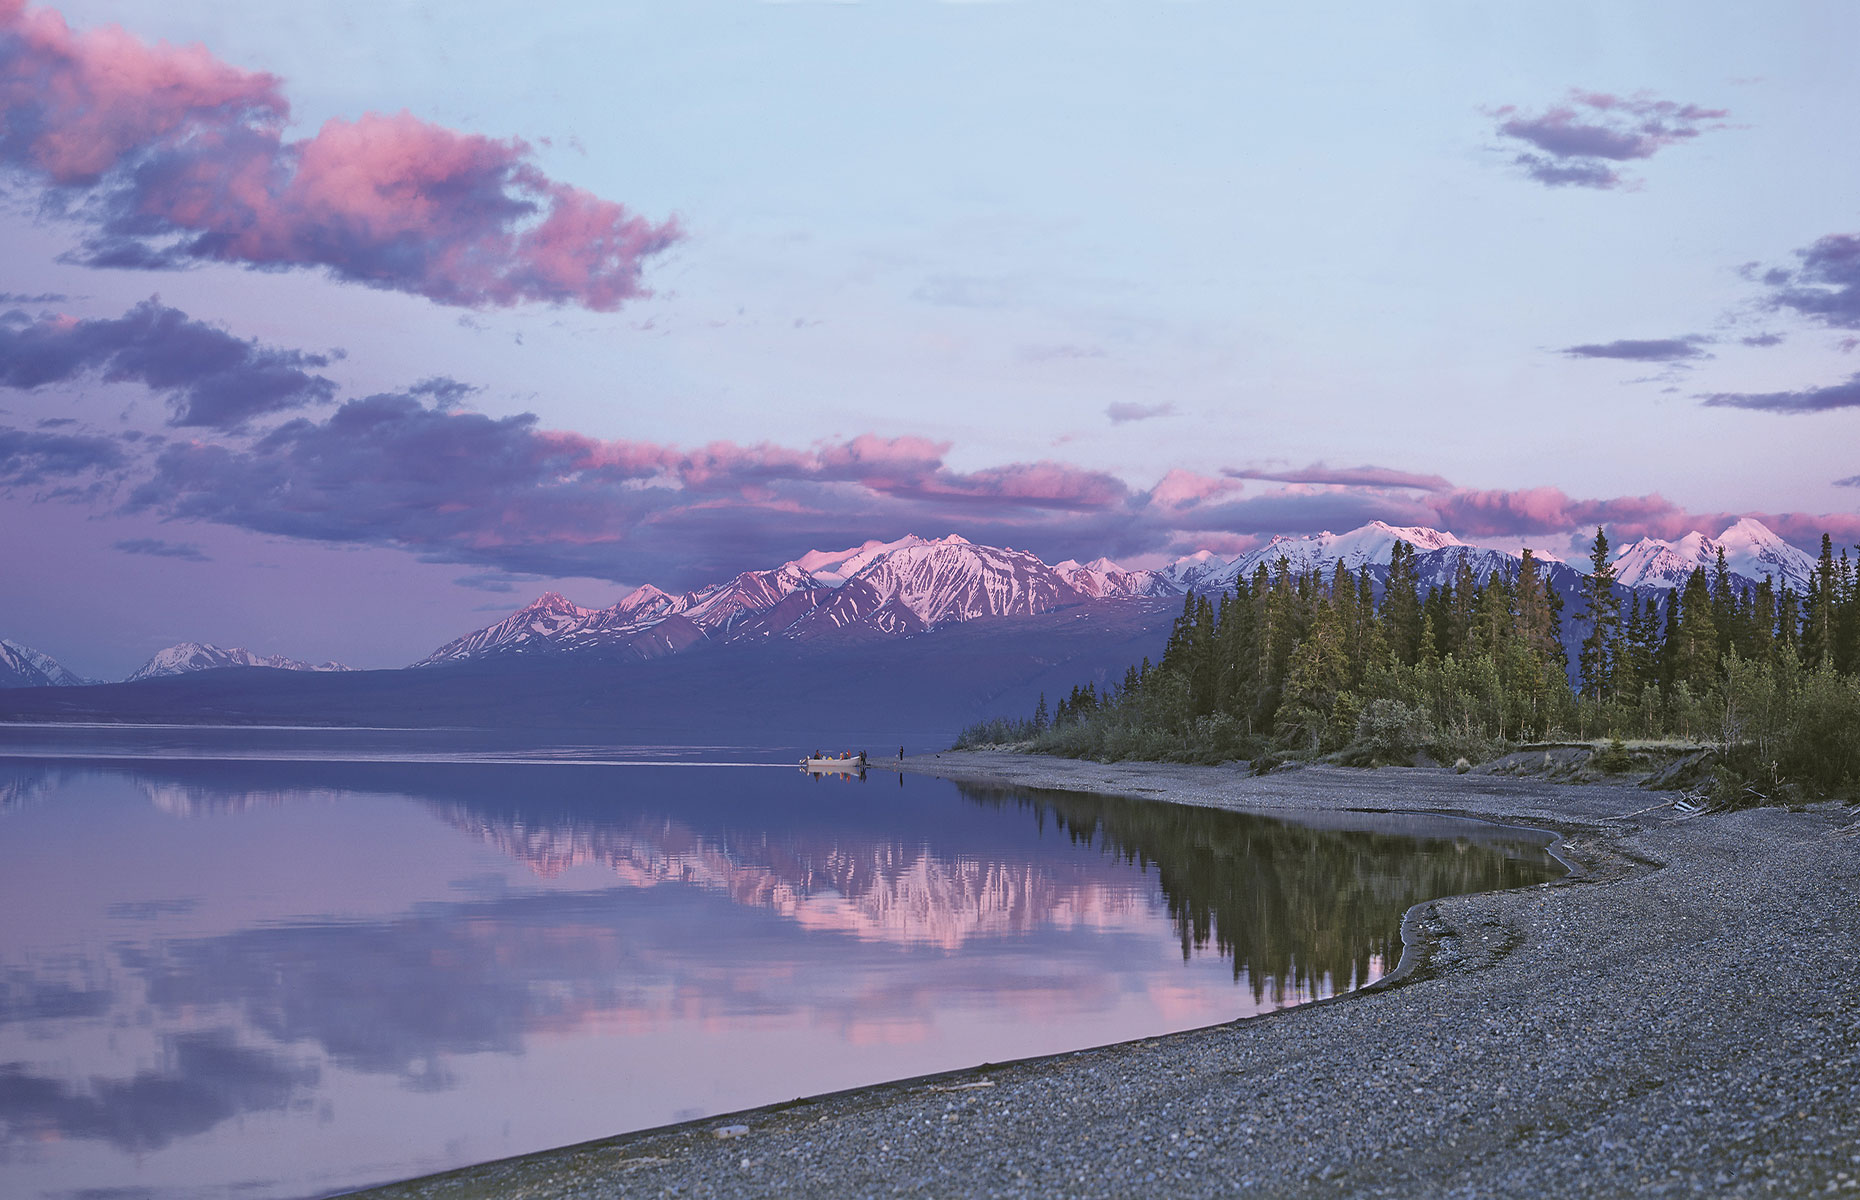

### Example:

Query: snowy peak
xmin=787 ymin=535 xmax=933 ymax=586
xmin=1235 ymin=523 xmax=1465 ymax=580
xmin=127 ymin=642 xmax=349 ymax=681
xmin=0 ymin=639 xmax=94 ymax=688
xmin=1157 ymin=550 xmax=1230 ymax=592
xmin=1054 ymin=557 xmax=1175 ymax=599
xmin=838 ymin=538 xmax=1085 ymax=626
xmin=680 ymin=563 xmax=825 ymax=633
xmin=1154 ymin=523 xmax=1467 ymax=595
xmin=411 ymin=517 xmax=1827 ymax=670
xmin=1612 ymin=519 xmax=1815 ymax=592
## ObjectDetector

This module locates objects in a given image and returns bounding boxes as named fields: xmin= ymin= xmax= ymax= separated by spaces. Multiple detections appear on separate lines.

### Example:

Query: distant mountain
xmin=1613 ymin=518 xmax=1817 ymax=593
xmin=0 ymin=639 xmax=94 ymax=688
xmin=2 ymin=517 xmax=1825 ymax=728
xmin=127 ymin=642 xmax=350 ymax=682
xmin=416 ymin=534 xmax=1170 ymax=667
xmin=416 ymin=519 xmax=1821 ymax=679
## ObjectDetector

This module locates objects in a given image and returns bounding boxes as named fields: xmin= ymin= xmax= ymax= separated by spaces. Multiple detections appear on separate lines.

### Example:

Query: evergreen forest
xmin=955 ymin=530 xmax=1860 ymax=801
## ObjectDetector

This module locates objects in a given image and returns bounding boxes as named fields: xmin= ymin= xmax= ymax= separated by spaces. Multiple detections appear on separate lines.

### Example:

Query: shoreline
xmin=350 ymin=752 xmax=1859 ymax=1200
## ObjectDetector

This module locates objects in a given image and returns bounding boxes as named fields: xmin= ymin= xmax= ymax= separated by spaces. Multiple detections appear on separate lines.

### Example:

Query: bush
xmin=1347 ymin=698 xmax=1435 ymax=764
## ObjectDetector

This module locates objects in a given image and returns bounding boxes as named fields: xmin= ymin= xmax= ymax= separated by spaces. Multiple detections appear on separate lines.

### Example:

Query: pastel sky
xmin=2 ymin=0 xmax=1857 ymax=678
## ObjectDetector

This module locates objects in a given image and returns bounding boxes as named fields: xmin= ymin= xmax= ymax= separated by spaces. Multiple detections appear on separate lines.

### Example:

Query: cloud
xmin=1700 ymin=372 xmax=1860 ymax=414
xmin=0 ymin=3 xmax=678 ymax=309
xmin=1489 ymin=90 xmax=1729 ymax=189
xmin=113 ymin=536 xmax=210 ymax=561
xmin=5 ymin=304 xmax=1849 ymax=573
xmin=1758 ymin=233 xmax=1860 ymax=329
xmin=1224 ymin=463 xmax=1452 ymax=490
xmin=1740 ymin=332 xmax=1785 ymax=347
xmin=1834 ymin=474 xmax=1860 ymax=488
xmin=0 ymin=298 xmax=335 ymax=427
xmin=0 ymin=423 xmax=126 ymax=484
xmin=122 ymin=388 xmax=1152 ymax=584
xmin=1427 ymin=486 xmax=1691 ymax=539
xmin=1105 ymin=401 xmax=1174 ymax=424
xmin=1560 ymin=336 xmax=1710 ymax=362
xmin=0 ymin=291 xmax=67 ymax=304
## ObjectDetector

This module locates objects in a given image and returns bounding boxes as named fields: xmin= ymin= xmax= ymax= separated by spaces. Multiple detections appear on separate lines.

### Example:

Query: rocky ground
xmin=350 ymin=754 xmax=1859 ymax=1199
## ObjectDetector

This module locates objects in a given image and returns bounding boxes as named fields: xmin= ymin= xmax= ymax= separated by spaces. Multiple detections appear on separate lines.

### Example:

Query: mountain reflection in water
xmin=0 ymin=755 xmax=1560 ymax=1200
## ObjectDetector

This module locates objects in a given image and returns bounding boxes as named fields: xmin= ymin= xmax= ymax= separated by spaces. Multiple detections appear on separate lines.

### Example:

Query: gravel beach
xmin=351 ymin=753 xmax=1859 ymax=1199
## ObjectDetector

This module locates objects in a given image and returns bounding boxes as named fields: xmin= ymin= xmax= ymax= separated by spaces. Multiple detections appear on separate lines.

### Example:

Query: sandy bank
xmin=350 ymin=753 xmax=1859 ymax=1199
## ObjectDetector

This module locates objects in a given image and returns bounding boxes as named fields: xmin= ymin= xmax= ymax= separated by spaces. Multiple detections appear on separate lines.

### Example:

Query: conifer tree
xmin=1669 ymin=568 xmax=1721 ymax=691
xmin=1804 ymin=533 xmax=1837 ymax=669
xmin=1577 ymin=527 xmax=1622 ymax=700
xmin=1383 ymin=540 xmax=1423 ymax=665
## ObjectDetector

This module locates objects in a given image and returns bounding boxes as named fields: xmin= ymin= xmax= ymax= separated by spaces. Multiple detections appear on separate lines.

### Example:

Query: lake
xmin=0 ymin=732 xmax=1562 ymax=1199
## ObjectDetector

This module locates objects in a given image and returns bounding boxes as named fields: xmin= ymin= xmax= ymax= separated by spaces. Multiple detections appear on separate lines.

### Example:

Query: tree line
xmin=955 ymin=530 xmax=1860 ymax=801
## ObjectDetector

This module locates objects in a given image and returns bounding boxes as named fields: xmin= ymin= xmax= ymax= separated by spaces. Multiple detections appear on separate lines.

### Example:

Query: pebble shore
xmin=351 ymin=753 xmax=1859 ymax=1199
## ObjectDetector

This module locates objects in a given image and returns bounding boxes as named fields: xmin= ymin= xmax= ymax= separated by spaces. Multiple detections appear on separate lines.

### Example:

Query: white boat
xmin=801 ymin=752 xmax=867 ymax=771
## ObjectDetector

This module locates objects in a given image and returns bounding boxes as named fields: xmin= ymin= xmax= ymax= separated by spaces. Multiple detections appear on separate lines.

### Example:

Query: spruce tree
xmin=1670 ymin=568 xmax=1721 ymax=691
xmin=1804 ymin=533 xmax=1837 ymax=669
xmin=1383 ymin=540 xmax=1423 ymax=665
xmin=1577 ymin=527 xmax=1622 ymax=700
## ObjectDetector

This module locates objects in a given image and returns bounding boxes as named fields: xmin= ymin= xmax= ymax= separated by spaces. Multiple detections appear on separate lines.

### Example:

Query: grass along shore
xmin=349 ymin=753 xmax=1858 ymax=1199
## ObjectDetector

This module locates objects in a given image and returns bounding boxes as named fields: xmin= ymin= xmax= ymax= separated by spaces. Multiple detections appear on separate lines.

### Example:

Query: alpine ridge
xmin=0 ymin=518 xmax=1826 ymax=685
xmin=1611 ymin=518 xmax=1817 ymax=593
xmin=415 ymin=518 xmax=1810 ymax=670
xmin=127 ymin=643 xmax=351 ymax=682
xmin=0 ymin=639 xmax=94 ymax=689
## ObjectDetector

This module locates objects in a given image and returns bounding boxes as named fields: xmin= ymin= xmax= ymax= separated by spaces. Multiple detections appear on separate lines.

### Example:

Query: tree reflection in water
xmin=954 ymin=783 xmax=1563 ymax=1000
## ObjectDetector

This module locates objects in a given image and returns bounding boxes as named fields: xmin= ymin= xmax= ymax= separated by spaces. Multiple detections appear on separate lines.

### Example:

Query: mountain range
xmin=0 ymin=519 xmax=1825 ymax=712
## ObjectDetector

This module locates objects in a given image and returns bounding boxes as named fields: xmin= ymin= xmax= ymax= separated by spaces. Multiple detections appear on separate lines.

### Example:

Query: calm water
xmin=0 ymin=735 xmax=1562 ymax=1199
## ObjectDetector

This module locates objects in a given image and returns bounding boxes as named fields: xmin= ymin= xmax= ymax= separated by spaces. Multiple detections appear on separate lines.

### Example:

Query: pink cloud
xmin=1145 ymin=469 xmax=1240 ymax=509
xmin=0 ymin=4 xmax=678 ymax=309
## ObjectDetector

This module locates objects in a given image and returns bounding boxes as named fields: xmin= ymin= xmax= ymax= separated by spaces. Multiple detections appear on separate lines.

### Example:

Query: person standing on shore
xmin=898 ymin=745 xmax=904 ymax=761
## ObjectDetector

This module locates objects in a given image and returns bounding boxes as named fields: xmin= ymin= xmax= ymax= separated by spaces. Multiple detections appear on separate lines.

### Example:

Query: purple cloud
xmin=120 ymin=389 xmax=1157 ymax=585
xmin=1834 ymin=474 xmax=1860 ymax=488
xmin=1105 ymin=402 xmax=1175 ymax=424
xmin=0 ymin=424 xmax=126 ymax=485
xmin=1740 ymin=332 xmax=1785 ymax=347
xmin=0 ymin=299 xmax=335 ymax=428
xmin=1700 ymin=372 xmax=1860 ymax=414
xmin=113 ymin=537 xmax=209 ymax=561
xmin=0 ymin=2 xmax=678 ymax=310
xmin=1759 ymin=234 xmax=1860 ymax=330
xmin=1490 ymin=90 xmax=1729 ymax=190
xmin=1561 ymin=336 xmax=1710 ymax=362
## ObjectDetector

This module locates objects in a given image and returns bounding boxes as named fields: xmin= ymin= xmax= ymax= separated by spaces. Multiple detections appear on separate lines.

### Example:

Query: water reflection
xmin=956 ymin=784 xmax=1559 ymax=1001
xmin=0 ymin=1031 xmax=318 ymax=1154
xmin=0 ymin=755 xmax=1559 ymax=1199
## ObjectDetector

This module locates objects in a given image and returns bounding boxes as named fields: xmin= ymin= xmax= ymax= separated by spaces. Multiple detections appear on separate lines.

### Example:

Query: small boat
xmin=801 ymin=751 xmax=868 ymax=772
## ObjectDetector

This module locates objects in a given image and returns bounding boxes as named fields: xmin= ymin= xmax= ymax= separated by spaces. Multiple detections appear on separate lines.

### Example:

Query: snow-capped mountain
xmin=127 ymin=643 xmax=350 ymax=681
xmin=417 ymin=534 xmax=1163 ymax=667
xmin=1236 ymin=522 xmax=1467 ymax=581
xmin=1053 ymin=557 xmax=1177 ymax=599
xmin=1612 ymin=519 xmax=1817 ymax=593
xmin=1159 ymin=522 xmax=1472 ymax=594
xmin=1154 ymin=549 xmax=1232 ymax=593
xmin=0 ymin=639 xmax=94 ymax=688
xmin=416 ymin=518 xmax=1827 ymax=670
